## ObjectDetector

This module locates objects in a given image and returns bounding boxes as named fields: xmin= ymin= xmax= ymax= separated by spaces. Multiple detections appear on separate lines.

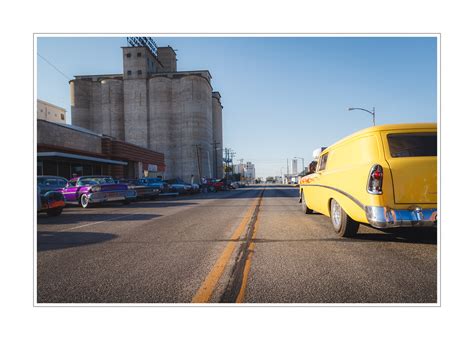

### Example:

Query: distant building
xmin=292 ymin=159 xmax=298 ymax=175
xmin=233 ymin=163 xmax=245 ymax=176
xmin=37 ymin=99 xmax=67 ymax=123
xmin=244 ymin=162 xmax=255 ymax=180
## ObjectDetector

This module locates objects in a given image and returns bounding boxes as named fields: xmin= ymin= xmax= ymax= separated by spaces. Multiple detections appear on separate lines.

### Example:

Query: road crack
xmin=219 ymin=189 xmax=265 ymax=303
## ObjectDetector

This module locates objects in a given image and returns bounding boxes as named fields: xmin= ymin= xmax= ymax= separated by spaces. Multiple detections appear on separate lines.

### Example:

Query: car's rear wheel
xmin=46 ymin=207 xmax=63 ymax=216
xmin=330 ymin=199 xmax=359 ymax=237
xmin=80 ymin=194 xmax=90 ymax=208
xmin=122 ymin=199 xmax=131 ymax=205
xmin=301 ymin=191 xmax=313 ymax=214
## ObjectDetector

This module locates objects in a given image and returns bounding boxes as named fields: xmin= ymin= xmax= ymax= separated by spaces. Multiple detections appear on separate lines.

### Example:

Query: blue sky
xmin=37 ymin=36 xmax=437 ymax=178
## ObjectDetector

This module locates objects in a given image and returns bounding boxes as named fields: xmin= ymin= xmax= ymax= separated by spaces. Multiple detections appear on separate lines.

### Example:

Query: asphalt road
xmin=36 ymin=185 xmax=437 ymax=304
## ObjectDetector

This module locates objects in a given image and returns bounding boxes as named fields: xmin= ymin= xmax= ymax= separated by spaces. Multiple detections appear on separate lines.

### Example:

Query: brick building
xmin=37 ymin=119 xmax=165 ymax=179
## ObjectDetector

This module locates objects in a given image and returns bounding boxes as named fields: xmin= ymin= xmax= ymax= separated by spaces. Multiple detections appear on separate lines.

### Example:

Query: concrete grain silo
xmin=68 ymin=43 xmax=223 ymax=181
xmin=123 ymin=78 xmax=148 ymax=149
xmin=149 ymin=76 xmax=173 ymax=176
xmin=100 ymin=78 xmax=124 ymax=140
xmin=173 ymin=74 xmax=213 ymax=182
xmin=212 ymin=92 xmax=223 ymax=178
xmin=70 ymin=79 xmax=92 ymax=129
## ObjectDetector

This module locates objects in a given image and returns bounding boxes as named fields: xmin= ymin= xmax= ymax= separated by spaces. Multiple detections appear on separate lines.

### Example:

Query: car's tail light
xmin=367 ymin=164 xmax=383 ymax=194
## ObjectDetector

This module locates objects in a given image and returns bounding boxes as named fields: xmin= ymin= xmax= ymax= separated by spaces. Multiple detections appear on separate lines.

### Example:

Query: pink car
xmin=61 ymin=176 xmax=136 ymax=208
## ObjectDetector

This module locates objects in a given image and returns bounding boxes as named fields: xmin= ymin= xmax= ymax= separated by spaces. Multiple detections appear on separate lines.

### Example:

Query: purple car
xmin=61 ymin=176 xmax=136 ymax=208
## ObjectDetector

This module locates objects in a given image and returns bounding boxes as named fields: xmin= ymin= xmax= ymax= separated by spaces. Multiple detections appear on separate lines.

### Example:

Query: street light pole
xmin=348 ymin=107 xmax=376 ymax=126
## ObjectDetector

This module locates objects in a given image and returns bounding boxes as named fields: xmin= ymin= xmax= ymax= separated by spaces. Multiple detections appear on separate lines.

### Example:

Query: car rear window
xmin=387 ymin=132 xmax=437 ymax=157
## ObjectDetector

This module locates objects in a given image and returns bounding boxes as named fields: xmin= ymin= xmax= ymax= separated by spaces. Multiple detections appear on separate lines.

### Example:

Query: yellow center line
xmin=191 ymin=197 xmax=259 ymax=303
xmin=235 ymin=214 xmax=260 ymax=303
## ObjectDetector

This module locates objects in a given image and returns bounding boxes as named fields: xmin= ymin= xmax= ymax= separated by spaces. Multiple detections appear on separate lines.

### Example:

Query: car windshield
xmin=78 ymin=177 xmax=115 ymax=186
xmin=387 ymin=133 xmax=437 ymax=157
xmin=38 ymin=178 xmax=58 ymax=186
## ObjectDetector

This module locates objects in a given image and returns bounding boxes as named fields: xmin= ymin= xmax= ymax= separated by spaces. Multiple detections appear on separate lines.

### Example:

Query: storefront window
xmin=83 ymin=164 xmax=93 ymax=176
xmin=43 ymin=161 xmax=58 ymax=176
xmin=71 ymin=164 xmax=83 ymax=177
xmin=37 ymin=161 xmax=43 ymax=176
xmin=93 ymin=164 xmax=102 ymax=175
xmin=58 ymin=162 xmax=70 ymax=179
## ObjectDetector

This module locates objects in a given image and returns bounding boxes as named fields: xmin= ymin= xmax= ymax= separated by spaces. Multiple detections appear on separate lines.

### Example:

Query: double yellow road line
xmin=192 ymin=191 xmax=264 ymax=303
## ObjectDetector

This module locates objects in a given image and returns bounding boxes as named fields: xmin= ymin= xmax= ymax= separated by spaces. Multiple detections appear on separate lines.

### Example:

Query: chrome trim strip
xmin=87 ymin=190 xmax=136 ymax=202
xmin=299 ymin=184 xmax=365 ymax=210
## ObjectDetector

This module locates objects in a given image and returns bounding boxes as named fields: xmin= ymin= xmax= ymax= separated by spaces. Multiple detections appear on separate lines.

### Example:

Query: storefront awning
xmin=37 ymin=152 xmax=127 ymax=165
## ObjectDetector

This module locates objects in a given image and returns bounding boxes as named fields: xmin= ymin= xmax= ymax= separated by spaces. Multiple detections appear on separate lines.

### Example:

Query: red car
xmin=207 ymin=179 xmax=226 ymax=192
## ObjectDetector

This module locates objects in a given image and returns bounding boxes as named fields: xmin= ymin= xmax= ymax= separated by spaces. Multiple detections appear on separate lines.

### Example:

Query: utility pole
xmin=224 ymin=148 xmax=229 ymax=180
xmin=211 ymin=140 xmax=220 ymax=178
xmin=193 ymin=144 xmax=202 ymax=179
xmin=230 ymin=150 xmax=236 ymax=180
xmin=238 ymin=158 xmax=244 ymax=181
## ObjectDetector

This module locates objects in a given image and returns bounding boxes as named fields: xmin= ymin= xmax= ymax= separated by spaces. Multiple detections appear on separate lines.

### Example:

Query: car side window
xmin=58 ymin=179 xmax=67 ymax=187
xmin=68 ymin=180 xmax=77 ymax=187
xmin=318 ymin=153 xmax=328 ymax=172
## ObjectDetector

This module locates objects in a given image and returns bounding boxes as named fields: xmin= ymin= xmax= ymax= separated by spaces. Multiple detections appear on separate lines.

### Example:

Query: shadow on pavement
xmin=254 ymin=234 xmax=437 ymax=244
xmin=37 ymin=213 xmax=162 ymax=225
xmin=64 ymin=201 xmax=197 ymax=209
xmin=250 ymin=229 xmax=437 ymax=245
xmin=37 ymin=231 xmax=118 ymax=251
xmin=161 ymin=186 xmax=299 ymax=201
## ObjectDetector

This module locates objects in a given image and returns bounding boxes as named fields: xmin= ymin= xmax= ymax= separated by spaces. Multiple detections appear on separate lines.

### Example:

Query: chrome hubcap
xmin=81 ymin=195 xmax=88 ymax=207
xmin=331 ymin=200 xmax=341 ymax=229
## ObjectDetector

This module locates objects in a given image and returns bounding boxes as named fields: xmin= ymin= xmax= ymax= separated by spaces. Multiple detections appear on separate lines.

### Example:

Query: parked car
xmin=118 ymin=179 xmax=161 ymax=200
xmin=61 ymin=176 xmax=136 ymax=208
xmin=37 ymin=177 xmax=66 ymax=216
xmin=299 ymin=123 xmax=437 ymax=237
xmin=208 ymin=179 xmax=226 ymax=192
xmin=137 ymin=178 xmax=171 ymax=194
xmin=38 ymin=175 xmax=68 ymax=193
xmin=165 ymin=178 xmax=193 ymax=194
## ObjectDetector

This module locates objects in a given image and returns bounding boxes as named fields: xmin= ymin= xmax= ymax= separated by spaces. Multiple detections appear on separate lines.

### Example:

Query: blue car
xmin=37 ymin=176 xmax=68 ymax=216
xmin=137 ymin=178 xmax=171 ymax=193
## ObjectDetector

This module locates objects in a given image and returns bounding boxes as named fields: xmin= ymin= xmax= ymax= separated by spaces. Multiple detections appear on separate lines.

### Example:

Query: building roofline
xmin=37 ymin=99 xmax=67 ymax=112
xmin=37 ymin=119 xmax=104 ymax=138
xmin=157 ymin=45 xmax=177 ymax=56
xmin=149 ymin=70 xmax=213 ymax=89
xmin=151 ymin=70 xmax=212 ymax=78
xmin=71 ymin=74 xmax=123 ymax=81
xmin=37 ymin=152 xmax=128 ymax=165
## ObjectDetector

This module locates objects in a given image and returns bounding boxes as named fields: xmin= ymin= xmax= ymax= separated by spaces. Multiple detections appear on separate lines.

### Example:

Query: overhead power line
xmin=37 ymin=52 xmax=72 ymax=81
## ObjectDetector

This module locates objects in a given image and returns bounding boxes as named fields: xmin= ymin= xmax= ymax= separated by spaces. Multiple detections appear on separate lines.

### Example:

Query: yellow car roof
xmin=326 ymin=122 xmax=437 ymax=151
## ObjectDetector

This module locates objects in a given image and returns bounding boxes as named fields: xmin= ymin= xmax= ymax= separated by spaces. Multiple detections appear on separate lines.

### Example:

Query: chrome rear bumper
xmin=365 ymin=206 xmax=437 ymax=228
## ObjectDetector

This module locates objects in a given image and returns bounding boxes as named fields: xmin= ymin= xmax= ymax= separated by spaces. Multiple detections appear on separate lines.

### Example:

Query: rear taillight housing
xmin=367 ymin=164 xmax=383 ymax=194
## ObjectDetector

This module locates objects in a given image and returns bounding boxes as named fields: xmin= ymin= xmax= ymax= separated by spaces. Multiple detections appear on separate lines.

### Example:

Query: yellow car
xmin=299 ymin=123 xmax=437 ymax=237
